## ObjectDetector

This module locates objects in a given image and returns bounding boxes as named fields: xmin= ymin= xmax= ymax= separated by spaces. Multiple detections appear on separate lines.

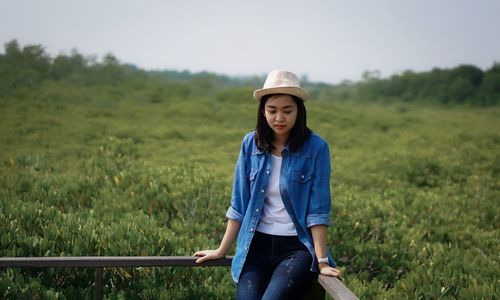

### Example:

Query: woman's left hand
xmin=318 ymin=263 xmax=343 ymax=280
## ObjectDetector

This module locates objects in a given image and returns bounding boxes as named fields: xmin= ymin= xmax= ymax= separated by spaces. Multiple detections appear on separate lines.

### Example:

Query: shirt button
xmin=250 ymin=228 xmax=254 ymax=232
xmin=256 ymin=208 xmax=259 ymax=212
xmin=266 ymin=170 xmax=270 ymax=175
xmin=261 ymin=189 xmax=265 ymax=193
xmin=301 ymin=174 xmax=305 ymax=179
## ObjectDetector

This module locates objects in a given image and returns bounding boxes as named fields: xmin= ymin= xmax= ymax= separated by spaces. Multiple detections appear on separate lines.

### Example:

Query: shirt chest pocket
xmin=248 ymin=169 xmax=257 ymax=181
xmin=291 ymin=170 xmax=313 ymax=184
xmin=248 ymin=169 xmax=258 ymax=189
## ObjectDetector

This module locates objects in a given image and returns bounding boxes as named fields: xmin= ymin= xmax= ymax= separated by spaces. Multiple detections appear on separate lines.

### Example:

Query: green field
xmin=1 ymin=48 xmax=499 ymax=298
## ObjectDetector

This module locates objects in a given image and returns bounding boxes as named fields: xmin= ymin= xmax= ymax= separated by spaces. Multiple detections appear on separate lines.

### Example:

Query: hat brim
xmin=253 ymin=86 xmax=309 ymax=102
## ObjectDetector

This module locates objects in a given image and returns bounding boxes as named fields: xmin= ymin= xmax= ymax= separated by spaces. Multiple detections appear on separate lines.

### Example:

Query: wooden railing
xmin=0 ymin=256 xmax=358 ymax=300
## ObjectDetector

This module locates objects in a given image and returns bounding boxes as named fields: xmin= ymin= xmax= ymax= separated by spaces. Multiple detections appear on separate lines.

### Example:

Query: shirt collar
xmin=252 ymin=143 xmax=299 ymax=156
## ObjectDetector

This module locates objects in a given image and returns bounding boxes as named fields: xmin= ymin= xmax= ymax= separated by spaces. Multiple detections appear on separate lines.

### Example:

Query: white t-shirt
xmin=256 ymin=154 xmax=298 ymax=236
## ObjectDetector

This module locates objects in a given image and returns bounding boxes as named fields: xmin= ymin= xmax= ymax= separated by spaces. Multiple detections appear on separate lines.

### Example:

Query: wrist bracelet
xmin=318 ymin=257 xmax=329 ymax=264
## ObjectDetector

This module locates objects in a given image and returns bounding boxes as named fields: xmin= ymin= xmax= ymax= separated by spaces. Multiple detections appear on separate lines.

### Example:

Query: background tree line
xmin=305 ymin=65 xmax=500 ymax=107
xmin=353 ymin=65 xmax=500 ymax=105
xmin=1 ymin=39 xmax=499 ymax=106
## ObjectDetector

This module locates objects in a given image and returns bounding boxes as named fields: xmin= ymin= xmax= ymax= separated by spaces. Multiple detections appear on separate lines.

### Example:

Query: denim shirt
xmin=226 ymin=131 xmax=336 ymax=283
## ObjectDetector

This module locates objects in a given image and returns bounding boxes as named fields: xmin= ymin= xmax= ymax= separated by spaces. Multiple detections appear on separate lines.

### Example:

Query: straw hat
xmin=253 ymin=70 xmax=309 ymax=102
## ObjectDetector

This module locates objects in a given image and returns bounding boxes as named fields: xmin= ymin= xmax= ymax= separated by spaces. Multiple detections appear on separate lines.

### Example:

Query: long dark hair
xmin=255 ymin=94 xmax=311 ymax=153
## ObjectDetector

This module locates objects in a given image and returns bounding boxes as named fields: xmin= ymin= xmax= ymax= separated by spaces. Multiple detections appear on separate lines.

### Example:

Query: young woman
xmin=194 ymin=70 xmax=342 ymax=299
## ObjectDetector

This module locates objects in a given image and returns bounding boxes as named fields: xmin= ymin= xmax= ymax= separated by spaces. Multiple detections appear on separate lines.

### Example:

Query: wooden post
xmin=303 ymin=276 xmax=326 ymax=300
xmin=95 ymin=267 xmax=103 ymax=300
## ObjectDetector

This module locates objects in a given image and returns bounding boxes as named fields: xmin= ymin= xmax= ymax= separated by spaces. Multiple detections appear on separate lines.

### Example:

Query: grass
xmin=1 ymin=80 xmax=499 ymax=298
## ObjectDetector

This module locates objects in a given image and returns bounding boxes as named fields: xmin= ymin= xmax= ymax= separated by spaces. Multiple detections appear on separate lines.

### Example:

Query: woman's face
xmin=263 ymin=94 xmax=298 ymax=140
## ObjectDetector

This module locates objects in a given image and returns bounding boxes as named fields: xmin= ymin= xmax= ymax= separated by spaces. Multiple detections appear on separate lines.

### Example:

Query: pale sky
xmin=1 ymin=0 xmax=499 ymax=84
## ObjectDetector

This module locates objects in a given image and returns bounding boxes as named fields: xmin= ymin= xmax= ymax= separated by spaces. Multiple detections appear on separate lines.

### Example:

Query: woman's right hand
xmin=193 ymin=248 xmax=225 ymax=264
xmin=193 ymin=219 xmax=240 ymax=264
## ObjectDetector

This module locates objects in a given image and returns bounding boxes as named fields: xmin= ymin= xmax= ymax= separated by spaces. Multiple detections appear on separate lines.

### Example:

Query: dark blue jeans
xmin=236 ymin=231 xmax=316 ymax=300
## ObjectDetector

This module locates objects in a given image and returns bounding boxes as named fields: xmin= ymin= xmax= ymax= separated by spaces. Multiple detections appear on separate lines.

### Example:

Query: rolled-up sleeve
xmin=306 ymin=141 xmax=332 ymax=228
xmin=226 ymin=206 xmax=243 ymax=223
xmin=225 ymin=134 xmax=251 ymax=224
